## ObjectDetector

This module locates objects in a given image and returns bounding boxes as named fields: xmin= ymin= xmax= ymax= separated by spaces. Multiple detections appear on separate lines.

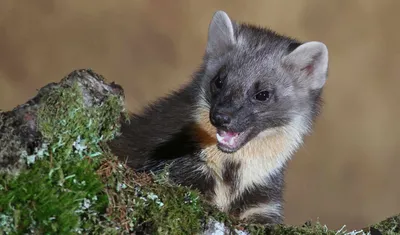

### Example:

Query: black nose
xmin=211 ymin=112 xmax=231 ymax=126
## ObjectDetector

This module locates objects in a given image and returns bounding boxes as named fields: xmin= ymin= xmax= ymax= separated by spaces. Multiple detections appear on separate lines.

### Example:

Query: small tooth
xmin=216 ymin=133 xmax=224 ymax=143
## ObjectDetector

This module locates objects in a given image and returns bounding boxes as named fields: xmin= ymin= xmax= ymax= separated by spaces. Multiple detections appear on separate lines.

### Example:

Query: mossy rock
xmin=0 ymin=69 xmax=398 ymax=235
xmin=0 ymin=69 xmax=125 ymax=234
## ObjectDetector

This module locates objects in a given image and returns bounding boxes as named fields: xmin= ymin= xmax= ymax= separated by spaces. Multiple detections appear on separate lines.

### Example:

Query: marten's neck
xmin=189 ymin=103 xmax=307 ymax=211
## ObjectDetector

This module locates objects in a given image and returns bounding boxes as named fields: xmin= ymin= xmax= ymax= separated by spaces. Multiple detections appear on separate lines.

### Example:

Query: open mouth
xmin=216 ymin=129 xmax=250 ymax=153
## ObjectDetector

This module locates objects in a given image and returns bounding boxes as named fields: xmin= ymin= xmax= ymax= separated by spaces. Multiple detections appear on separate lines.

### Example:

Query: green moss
xmin=0 ymin=159 xmax=107 ymax=234
xmin=370 ymin=214 xmax=400 ymax=235
xmin=0 ymin=73 xmax=214 ymax=234
xmin=37 ymin=82 xmax=122 ymax=162
xmin=97 ymin=157 xmax=212 ymax=234
xmin=0 ymin=80 xmax=124 ymax=234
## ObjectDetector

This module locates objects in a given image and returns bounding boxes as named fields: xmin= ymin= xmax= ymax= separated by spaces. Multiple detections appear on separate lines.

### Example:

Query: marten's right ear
xmin=206 ymin=11 xmax=236 ymax=57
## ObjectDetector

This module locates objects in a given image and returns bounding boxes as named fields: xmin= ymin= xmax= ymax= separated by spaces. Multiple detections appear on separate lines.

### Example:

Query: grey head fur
xmin=197 ymin=10 xmax=329 ymax=153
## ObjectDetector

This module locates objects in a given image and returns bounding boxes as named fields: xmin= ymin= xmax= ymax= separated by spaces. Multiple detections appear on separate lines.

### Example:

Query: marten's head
xmin=195 ymin=11 xmax=329 ymax=153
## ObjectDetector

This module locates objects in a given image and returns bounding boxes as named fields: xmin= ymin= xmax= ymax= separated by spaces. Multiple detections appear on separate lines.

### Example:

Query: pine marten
xmin=108 ymin=10 xmax=329 ymax=224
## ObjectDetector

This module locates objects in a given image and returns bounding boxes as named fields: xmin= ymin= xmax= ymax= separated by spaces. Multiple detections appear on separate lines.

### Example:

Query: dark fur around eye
xmin=211 ymin=72 xmax=225 ymax=93
xmin=255 ymin=91 xmax=270 ymax=101
xmin=211 ymin=66 xmax=227 ymax=91
xmin=214 ymin=75 xmax=223 ymax=89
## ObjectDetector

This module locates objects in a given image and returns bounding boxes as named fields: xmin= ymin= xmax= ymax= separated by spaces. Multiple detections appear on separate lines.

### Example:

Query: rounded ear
xmin=282 ymin=41 xmax=329 ymax=90
xmin=206 ymin=11 xmax=236 ymax=57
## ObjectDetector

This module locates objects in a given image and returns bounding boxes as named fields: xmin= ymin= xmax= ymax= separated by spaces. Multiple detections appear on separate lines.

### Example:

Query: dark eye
xmin=255 ymin=91 xmax=270 ymax=101
xmin=214 ymin=75 xmax=223 ymax=89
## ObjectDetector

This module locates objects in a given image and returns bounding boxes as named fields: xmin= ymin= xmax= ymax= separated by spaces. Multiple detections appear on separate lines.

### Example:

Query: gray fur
xmin=108 ymin=10 xmax=328 ymax=225
xmin=202 ymin=13 xmax=328 ymax=152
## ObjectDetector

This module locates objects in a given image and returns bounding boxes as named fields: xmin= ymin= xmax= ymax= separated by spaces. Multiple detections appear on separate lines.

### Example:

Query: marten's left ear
xmin=282 ymin=41 xmax=329 ymax=90
xmin=206 ymin=11 xmax=236 ymax=57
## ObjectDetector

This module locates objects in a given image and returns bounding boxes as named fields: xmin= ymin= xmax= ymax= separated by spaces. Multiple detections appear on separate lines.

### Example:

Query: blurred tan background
xmin=1 ymin=0 xmax=400 ymax=230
